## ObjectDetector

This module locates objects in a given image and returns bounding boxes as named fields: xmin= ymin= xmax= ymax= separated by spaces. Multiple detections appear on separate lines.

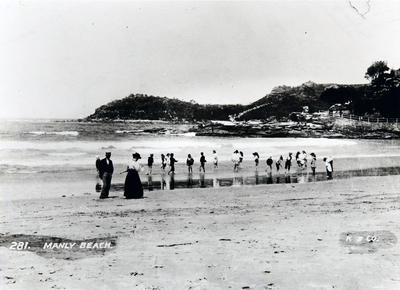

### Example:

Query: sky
xmin=0 ymin=0 xmax=399 ymax=119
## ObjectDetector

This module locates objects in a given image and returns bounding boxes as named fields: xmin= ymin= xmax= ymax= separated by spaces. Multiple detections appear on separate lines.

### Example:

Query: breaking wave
xmin=26 ymin=131 xmax=79 ymax=136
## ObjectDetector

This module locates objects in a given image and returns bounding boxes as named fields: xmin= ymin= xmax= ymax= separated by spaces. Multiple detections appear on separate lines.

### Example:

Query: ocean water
xmin=1 ymin=119 xmax=400 ymax=200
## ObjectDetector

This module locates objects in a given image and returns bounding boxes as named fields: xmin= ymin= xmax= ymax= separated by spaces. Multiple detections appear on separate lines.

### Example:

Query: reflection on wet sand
xmin=266 ymin=172 xmax=273 ymax=184
xmin=187 ymin=173 xmax=194 ymax=188
xmin=110 ymin=166 xmax=400 ymax=192
xmin=255 ymin=170 xmax=259 ymax=185
xmin=169 ymin=172 xmax=175 ymax=190
xmin=213 ymin=176 xmax=220 ymax=188
xmin=285 ymin=175 xmax=291 ymax=183
xmin=199 ymin=173 xmax=206 ymax=188
xmin=147 ymin=175 xmax=153 ymax=191
xmin=160 ymin=173 xmax=168 ymax=190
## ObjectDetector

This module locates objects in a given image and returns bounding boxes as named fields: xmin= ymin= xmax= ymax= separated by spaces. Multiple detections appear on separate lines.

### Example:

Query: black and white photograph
xmin=1 ymin=0 xmax=400 ymax=289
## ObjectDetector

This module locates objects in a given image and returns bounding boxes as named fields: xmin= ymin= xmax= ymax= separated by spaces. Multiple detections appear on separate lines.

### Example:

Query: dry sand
xmin=1 ymin=175 xmax=400 ymax=289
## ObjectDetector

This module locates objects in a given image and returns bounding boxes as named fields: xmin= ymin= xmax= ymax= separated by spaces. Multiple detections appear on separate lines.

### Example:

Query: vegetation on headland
xmin=87 ymin=95 xmax=243 ymax=121
xmin=87 ymin=61 xmax=399 ymax=122
xmin=86 ymin=61 xmax=400 ymax=138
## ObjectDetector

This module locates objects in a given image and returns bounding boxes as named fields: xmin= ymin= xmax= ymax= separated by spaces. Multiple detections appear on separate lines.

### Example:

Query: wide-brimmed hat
xmin=132 ymin=152 xmax=141 ymax=159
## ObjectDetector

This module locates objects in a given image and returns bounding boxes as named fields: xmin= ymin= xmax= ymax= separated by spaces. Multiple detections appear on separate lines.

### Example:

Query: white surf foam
xmin=27 ymin=131 xmax=79 ymax=136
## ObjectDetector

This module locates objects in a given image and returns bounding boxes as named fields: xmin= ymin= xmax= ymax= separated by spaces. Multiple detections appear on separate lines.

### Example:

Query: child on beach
xmin=328 ymin=156 xmax=333 ymax=172
xmin=161 ymin=154 xmax=167 ymax=172
xmin=239 ymin=151 xmax=244 ymax=165
xmin=310 ymin=153 xmax=317 ymax=175
xmin=168 ymin=153 xmax=177 ymax=174
xmin=232 ymin=150 xmax=240 ymax=172
xmin=266 ymin=156 xmax=273 ymax=173
xmin=147 ymin=154 xmax=154 ymax=175
xmin=276 ymin=155 xmax=283 ymax=173
xmin=323 ymin=157 xmax=333 ymax=179
xmin=199 ymin=152 xmax=207 ymax=172
xmin=296 ymin=151 xmax=301 ymax=167
xmin=186 ymin=154 xmax=194 ymax=173
xmin=253 ymin=152 xmax=260 ymax=168
xmin=284 ymin=153 xmax=292 ymax=174
xmin=301 ymin=150 xmax=308 ymax=169
xmin=166 ymin=153 xmax=171 ymax=172
xmin=212 ymin=150 xmax=218 ymax=169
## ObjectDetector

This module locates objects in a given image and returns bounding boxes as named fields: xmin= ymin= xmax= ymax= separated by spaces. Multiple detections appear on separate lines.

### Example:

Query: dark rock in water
xmin=323 ymin=133 xmax=346 ymax=138
xmin=195 ymin=120 xmax=400 ymax=139
xmin=143 ymin=128 xmax=167 ymax=133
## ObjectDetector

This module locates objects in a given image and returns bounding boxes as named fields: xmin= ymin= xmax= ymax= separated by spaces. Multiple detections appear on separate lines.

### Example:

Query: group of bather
xmin=144 ymin=150 xmax=334 ymax=178
xmin=96 ymin=150 xmax=334 ymax=199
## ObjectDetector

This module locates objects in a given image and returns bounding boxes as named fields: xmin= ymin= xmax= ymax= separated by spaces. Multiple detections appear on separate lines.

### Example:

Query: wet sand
xmin=1 ymin=174 xmax=400 ymax=289
xmin=2 ymin=155 xmax=400 ymax=201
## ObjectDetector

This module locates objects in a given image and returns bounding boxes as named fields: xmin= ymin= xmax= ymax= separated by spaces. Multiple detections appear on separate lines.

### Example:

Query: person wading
xmin=186 ymin=154 xmax=194 ymax=173
xmin=199 ymin=152 xmax=207 ymax=173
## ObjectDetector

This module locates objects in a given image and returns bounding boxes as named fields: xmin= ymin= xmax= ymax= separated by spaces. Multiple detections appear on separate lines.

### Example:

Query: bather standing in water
xmin=160 ymin=154 xmax=167 ymax=172
xmin=212 ymin=150 xmax=218 ymax=169
xmin=232 ymin=150 xmax=240 ymax=172
xmin=327 ymin=156 xmax=333 ymax=172
xmin=284 ymin=153 xmax=292 ymax=174
xmin=199 ymin=152 xmax=207 ymax=173
xmin=253 ymin=152 xmax=260 ymax=168
xmin=296 ymin=151 xmax=301 ymax=167
xmin=168 ymin=153 xmax=178 ymax=174
xmin=301 ymin=150 xmax=308 ymax=169
xmin=276 ymin=155 xmax=283 ymax=173
xmin=147 ymin=154 xmax=154 ymax=175
xmin=166 ymin=153 xmax=171 ymax=172
xmin=310 ymin=153 xmax=317 ymax=175
xmin=266 ymin=156 xmax=273 ymax=173
xmin=239 ymin=151 xmax=244 ymax=165
xmin=124 ymin=152 xmax=144 ymax=199
xmin=186 ymin=154 xmax=194 ymax=173
xmin=323 ymin=157 xmax=333 ymax=179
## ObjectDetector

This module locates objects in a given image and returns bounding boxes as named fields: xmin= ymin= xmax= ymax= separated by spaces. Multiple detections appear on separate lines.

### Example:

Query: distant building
xmin=312 ymin=111 xmax=329 ymax=118
xmin=289 ymin=111 xmax=312 ymax=122
xmin=329 ymin=103 xmax=351 ymax=116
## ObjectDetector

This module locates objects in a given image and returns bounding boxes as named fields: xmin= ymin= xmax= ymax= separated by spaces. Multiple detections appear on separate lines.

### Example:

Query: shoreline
xmin=2 ymin=155 xmax=400 ymax=201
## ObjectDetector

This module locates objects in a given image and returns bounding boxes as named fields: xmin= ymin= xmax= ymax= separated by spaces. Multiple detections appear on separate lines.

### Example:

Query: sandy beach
xmin=1 ymin=172 xmax=400 ymax=289
xmin=2 ymin=0 xmax=400 ymax=288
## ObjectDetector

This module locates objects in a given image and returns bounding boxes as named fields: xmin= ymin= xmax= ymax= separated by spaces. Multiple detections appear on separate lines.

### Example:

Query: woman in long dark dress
xmin=124 ymin=153 xmax=143 ymax=199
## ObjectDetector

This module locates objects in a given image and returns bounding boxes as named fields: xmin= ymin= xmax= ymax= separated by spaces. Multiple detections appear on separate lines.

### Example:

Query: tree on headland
xmin=87 ymin=60 xmax=399 ymax=121
xmin=365 ymin=61 xmax=400 ymax=117
xmin=319 ymin=61 xmax=399 ymax=117
xmin=365 ymin=61 xmax=389 ymax=81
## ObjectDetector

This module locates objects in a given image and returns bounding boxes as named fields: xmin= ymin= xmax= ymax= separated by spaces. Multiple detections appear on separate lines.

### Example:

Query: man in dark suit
xmin=98 ymin=152 xmax=114 ymax=199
